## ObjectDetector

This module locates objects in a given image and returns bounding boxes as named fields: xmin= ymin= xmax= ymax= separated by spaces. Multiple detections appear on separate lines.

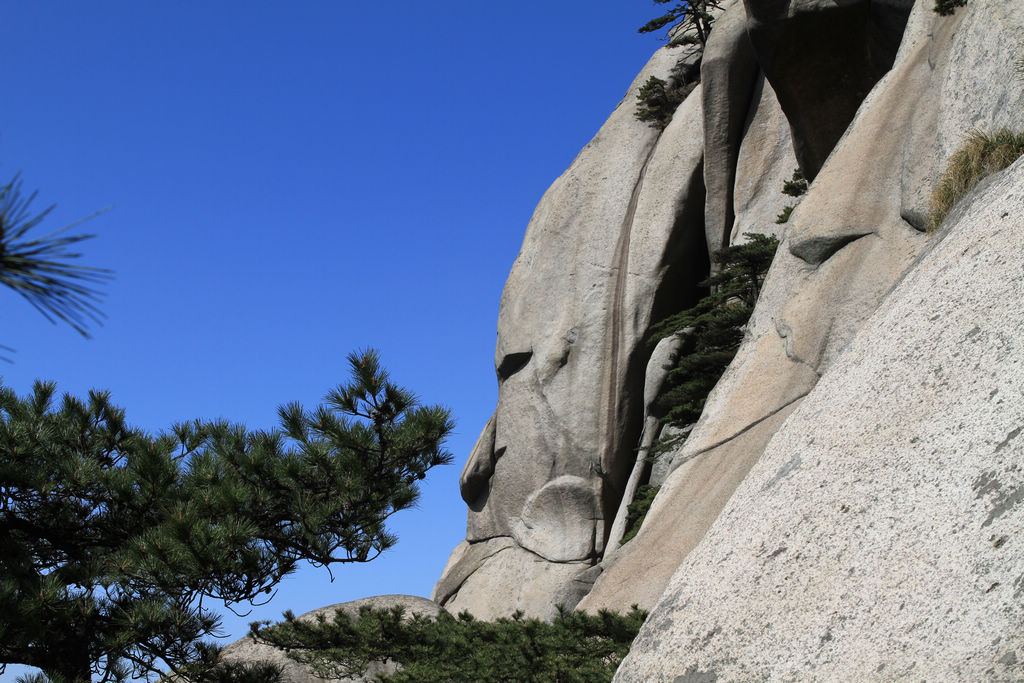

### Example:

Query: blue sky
xmin=1 ymin=1 xmax=660 ymax=676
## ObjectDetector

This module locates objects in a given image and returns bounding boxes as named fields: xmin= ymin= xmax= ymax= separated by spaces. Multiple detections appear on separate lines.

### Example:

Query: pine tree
xmin=0 ymin=349 xmax=453 ymax=682
xmin=647 ymin=233 xmax=779 ymax=430
xmin=250 ymin=603 xmax=647 ymax=683
xmin=638 ymin=0 xmax=724 ymax=47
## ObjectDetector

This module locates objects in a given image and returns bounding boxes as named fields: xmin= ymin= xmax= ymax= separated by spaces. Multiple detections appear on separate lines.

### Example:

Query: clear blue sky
xmin=1 ymin=1 xmax=659 ymax=677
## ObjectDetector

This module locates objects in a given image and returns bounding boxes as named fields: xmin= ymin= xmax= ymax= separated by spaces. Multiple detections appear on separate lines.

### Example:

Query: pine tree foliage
xmin=0 ymin=175 xmax=111 ymax=341
xmin=619 ymin=484 xmax=660 ymax=546
xmin=0 ymin=349 xmax=453 ymax=683
xmin=639 ymin=0 xmax=723 ymax=47
xmin=781 ymin=168 xmax=808 ymax=198
xmin=776 ymin=168 xmax=808 ymax=224
xmin=250 ymin=604 xmax=648 ymax=683
xmin=634 ymin=61 xmax=700 ymax=129
xmin=647 ymin=233 xmax=779 ymax=430
xmin=933 ymin=0 xmax=967 ymax=15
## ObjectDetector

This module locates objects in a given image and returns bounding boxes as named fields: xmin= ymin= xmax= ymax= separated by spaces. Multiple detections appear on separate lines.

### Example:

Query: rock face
xmin=744 ymin=0 xmax=914 ymax=179
xmin=434 ymin=42 xmax=708 ymax=619
xmin=218 ymin=595 xmax=444 ymax=683
xmin=432 ymin=0 xmax=1024 ymax=675
xmin=614 ymin=156 xmax=1024 ymax=682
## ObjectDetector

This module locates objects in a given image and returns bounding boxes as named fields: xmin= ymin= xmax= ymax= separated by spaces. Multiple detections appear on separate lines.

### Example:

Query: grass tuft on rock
xmin=927 ymin=130 xmax=1024 ymax=233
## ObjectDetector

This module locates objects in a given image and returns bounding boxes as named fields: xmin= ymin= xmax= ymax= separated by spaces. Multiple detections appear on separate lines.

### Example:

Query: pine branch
xmin=0 ymin=174 xmax=112 ymax=342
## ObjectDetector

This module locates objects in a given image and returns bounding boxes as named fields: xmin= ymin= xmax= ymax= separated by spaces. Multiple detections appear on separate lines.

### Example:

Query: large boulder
xmin=614 ymin=156 xmax=1024 ymax=682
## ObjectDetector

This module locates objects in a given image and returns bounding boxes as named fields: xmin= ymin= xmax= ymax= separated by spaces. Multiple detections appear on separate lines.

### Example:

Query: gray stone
xmin=615 ymin=158 xmax=1024 ymax=681
xmin=701 ymin=0 xmax=759 ymax=255
xmin=218 ymin=595 xmax=444 ymax=683
xmin=511 ymin=475 xmax=598 ymax=563
xmin=431 ymin=537 xmax=516 ymax=607
xmin=728 ymin=74 xmax=797 ymax=245
xmin=458 ymin=412 xmax=495 ymax=505
xmin=440 ymin=544 xmax=591 ymax=622
xmin=436 ymin=43 xmax=708 ymax=617
xmin=897 ymin=0 xmax=1024 ymax=230
xmin=605 ymin=332 xmax=685 ymax=551
xmin=577 ymin=400 xmax=800 ymax=614
xmin=743 ymin=0 xmax=913 ymax=178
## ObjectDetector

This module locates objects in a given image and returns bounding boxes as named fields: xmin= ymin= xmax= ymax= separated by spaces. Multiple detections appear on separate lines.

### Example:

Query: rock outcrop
xmin=433 ymin=42 xmax=709 ymax=619
xmin=215 ymin=0 xmax=1024 ymax=677
xmin=423 ymin=0 xmax=1024 ymax=675
xmin=439 ymin=0 xmax=1024 ymax=642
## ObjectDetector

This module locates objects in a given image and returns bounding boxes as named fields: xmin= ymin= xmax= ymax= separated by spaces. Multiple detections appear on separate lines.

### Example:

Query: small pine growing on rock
xmin=648 ymin=233 xmax=780 ymax=430
xmin=933 ymin=0 xmax=967 ymax=15
xmin=781 ymin=168 xmax=808 ymax=197
xmin=620 ymin=484 xmax=661 ymax=545
xmin=635 ymin=60 xmax=701 ymax=129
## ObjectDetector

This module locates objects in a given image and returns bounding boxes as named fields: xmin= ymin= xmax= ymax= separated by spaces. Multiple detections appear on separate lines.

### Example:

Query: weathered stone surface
xmin=431 ymin=536 xmax=516 ymax=607
xmin=440 ymin=544 xmax=591 ymax=622
xmin=579 ymin=0 xmax=1022 ymax=622
xmin=458 ymin=45 xmax=683 ymax=551
xmin=218 ymin=595 xmax=444 ymax=683
xmin=897 ymin=0 xmax=1024 ymax=229
xmin=437 ymin=0 xmax=1024 ymax=636
xmin=605 ymin=333 xmax=685 ymax=551
xmin=729 ymin=75 xmax=797 ymax=244
xmin=458 ymin=412 xmax=495 ymax=505
xmin=701 ymin=0 xmax=759 ymax=254
xmin=615 ymin=158 xmax=1024 ymax=682
xmin=436 ymin=41 xmax=708 ymax=617
xmin=511 ymin=475 xmax=598 ymax=563
xmin=577 ymin=400 xmax=800 ymax=614
xmin=743 ymin=0 xmax=913 ymax=178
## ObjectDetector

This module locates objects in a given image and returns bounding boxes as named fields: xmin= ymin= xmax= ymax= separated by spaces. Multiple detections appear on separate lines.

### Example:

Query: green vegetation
xmin=635 ymin=75 xmax=697 ymax=128
xmin=634 ymin=60 xmax=701 ymax=129
xmin=619 ymin=484 xmax=660 ymax=546
xmin=927 ymin=130 xmax=1024 ymax=232
xmin=0 ymin=350 xmax=453 ymax=682
xmin=774 ymin=205 xmax=794 ymax=224
xmin=775 ymin=168 xmax=808 ymax=224
xmin=633 ymin=0 xmax=715 ymax=127
xmin=933 ymin=0 xmax=967 ymax=15
xmin=781 ymin=168 xmax=808 ymax=198
xmin=251 ymin=604 xmax=648 ymax=683
xmin=639 ymin=0 xmax=723 ymax=47
xmin=0 ymin=174 xmax=111 ymax=356
xmin=648 ymin=234 xmax=779 ymax=432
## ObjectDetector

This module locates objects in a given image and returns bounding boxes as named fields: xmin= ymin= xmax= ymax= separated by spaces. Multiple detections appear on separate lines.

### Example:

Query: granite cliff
xmin=437 ymin=0 xmax=1024 ymax=676
xmin=227 ymin=0 xmax=1024 ymax=677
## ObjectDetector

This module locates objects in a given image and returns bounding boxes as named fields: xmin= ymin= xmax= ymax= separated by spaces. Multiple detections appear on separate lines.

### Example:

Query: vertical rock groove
xmin=599 ymin=143 xmax=659 ymax=534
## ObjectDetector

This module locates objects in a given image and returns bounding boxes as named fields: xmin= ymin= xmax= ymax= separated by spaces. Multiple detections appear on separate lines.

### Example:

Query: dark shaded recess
xmin=466 ymin=448 xmax=505 ymax=511
xmin=496 ymin=350 xmax=533 ymax=381
xmin=790 ymin=231 xmax=872 ymax=265
xmin=744 ymin=0 xmax=913 ymax=180
xmin=599 ymin=160 xmax=710 ymax=548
